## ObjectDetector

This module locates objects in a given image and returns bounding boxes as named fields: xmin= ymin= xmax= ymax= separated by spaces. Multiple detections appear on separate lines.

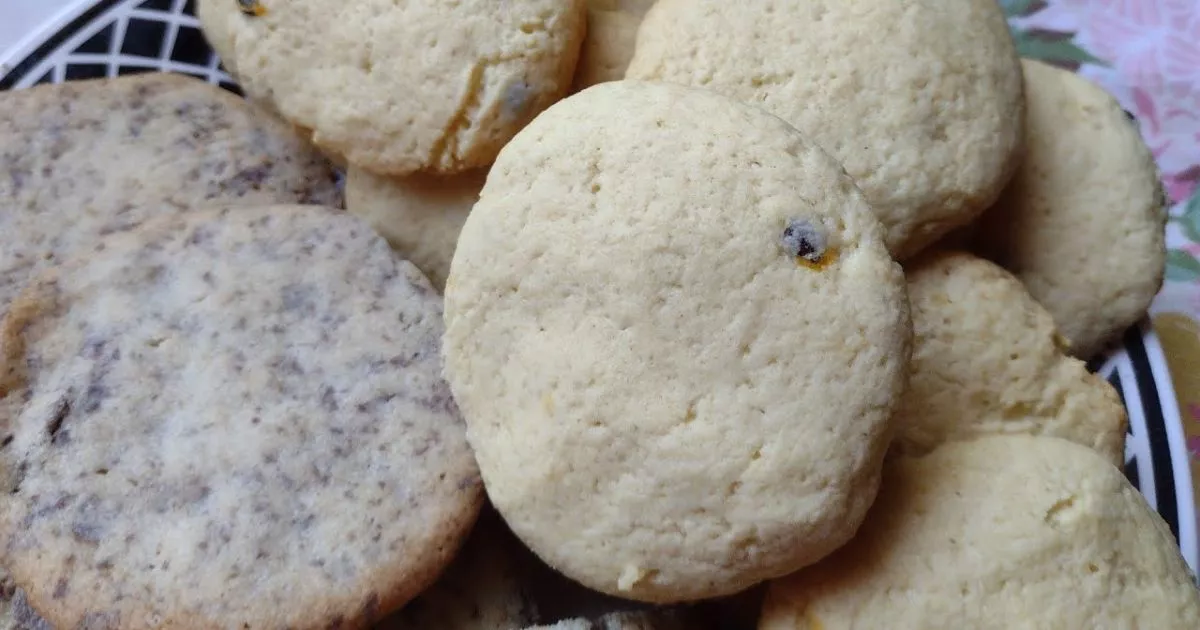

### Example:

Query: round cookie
xmin=197 ymin=0 xmax=587 ymax=175
xmin=376 ymin=508 xmax=539 ymax=630
xmin=345 ymin=167 xmax=484 ymax=291
xmin=0 ymin=72 xmax=341 ymax=317
xmin=974 ymin=59 xmax=1168 ymax=359
xmin=625 ymin=0 xmax=1024 ymax=259
xmin=444 ymin=81 xmax=911 ymax=602
xmin=571 ymin=1 xmax=657 ymax=91
xmin=759 ymin=435 xmax=1200 ymax=629
xmin=0 ymin=205 xmax=482 ymax=629
xmin=896 ymin=251 xmax=1127 ymax=464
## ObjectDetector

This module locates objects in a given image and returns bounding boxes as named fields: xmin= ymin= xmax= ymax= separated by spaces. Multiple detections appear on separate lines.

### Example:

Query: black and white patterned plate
xmin=1 ymin=0 xmax=1195 ymax=576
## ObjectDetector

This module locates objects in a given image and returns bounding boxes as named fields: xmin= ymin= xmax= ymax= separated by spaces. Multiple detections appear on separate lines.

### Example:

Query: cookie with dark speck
xmin=0 ymin=72 xmax=342 ymax=318
xmin=375 ymin=507 xmax=539 ymax=630
xmin=0 ymin=205 xmax=482 ymax=630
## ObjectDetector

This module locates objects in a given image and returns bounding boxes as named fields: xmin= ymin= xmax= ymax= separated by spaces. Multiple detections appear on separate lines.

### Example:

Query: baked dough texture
xmin=895 ymin=251 xmax=1127 ymax=464
xmin=0 ymin=73 xmax=341 ymax=317
xmin=571 ymin=0 xmax=657 ymax=90
xmin=197 ymin=0 xmax=587 ymax=175
xmin=444 ymin=80 xmax=911 ymax=603
xmin=975 ymin=59 xmax=1168 ymax=359
xmin=760 ymin=435 xmax=1200 ymax=629
xmin=0 ymin=205 xmax=482 ymax=630
xmin=345 ymin=167 xmax=484 ymax=291
xmin=625 ymin=0 xmax=1025 ymax=259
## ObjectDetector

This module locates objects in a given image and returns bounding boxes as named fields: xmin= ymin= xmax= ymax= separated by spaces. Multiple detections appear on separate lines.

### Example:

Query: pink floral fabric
xmin=1005 ymin=0 xmax=1200 ymax=536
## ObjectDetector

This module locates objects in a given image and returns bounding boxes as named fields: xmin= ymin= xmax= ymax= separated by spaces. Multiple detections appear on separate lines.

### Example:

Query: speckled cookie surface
xmin=571 ymin=0 xmax=657 ymax=91
xmin=375 ymin=509 xmax=538 ymax=630
xmin=974 ymin=59 xmax=1167 ymax=359
xmin=0 ymin=205 xmax=482 ymax=630
xmin=625 ymin=0 xmax=1024 ymax=259
xmin=444 ymin=81 xmax=911 ymax=603
xmin=0 ymin=72 xmax=341 ymax=318
xmin=345 ymin=168 xmax=484 ymax=291
xmin=197 ymin=0 xmax=586 ymax=175
xmin=895 ymin=251 xmax=1127 ymax=464
xmin=759 ymin=436 xmax=1200 ymax=629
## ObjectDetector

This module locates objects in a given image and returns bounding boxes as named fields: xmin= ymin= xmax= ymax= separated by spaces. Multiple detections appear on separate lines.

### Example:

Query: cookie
xmin=376 ymin=508 xmax=539 ymax=630
xmin=625 ymin=0 xmax=1024 ymax=259
xmin=197 ymin=0 xmax=587 ymax=175
xmin=571 ymin=1 xmax=657 ymax=91
xmin=895 ymin=251 xmax=1127 ymax=464
xmin=345 ymin=168 xmax=484 ymax=291
xmin=529 ymin=610 xmax=691 ymax=630
xmin=974 ymin=59 xmax=1168 ymax=359
xmin=444 ymin=81 xmax=911 ymax=602
xmin=759 ymin=435 xmax=1200 ymax=629
xmin=0 ymin=72 xmax=341 ymax=317
xmin=0 ymin=205 xmax=482 ymax=629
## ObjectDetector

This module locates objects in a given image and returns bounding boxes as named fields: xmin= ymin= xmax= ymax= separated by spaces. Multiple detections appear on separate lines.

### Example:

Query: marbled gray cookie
xmin=0 ymin=205 xmax=482 ymax=630
xmin=0 ymin=72 xmax=342 ymax=319
xmin=375 ymin=508 xmax=539 ymax=630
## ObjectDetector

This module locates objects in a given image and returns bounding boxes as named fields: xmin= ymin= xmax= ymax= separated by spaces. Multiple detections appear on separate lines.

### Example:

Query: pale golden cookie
xmin=760 ymin=436 xmax=1200 ymax=629
xmin=896 ymin=251 xmax=1127 ymax=464
xmin=975 ymin=59 xmax=1168 ymax=359
xmin=345 ymin=168 xmax=484 ymax=291
xmin=197 ymin=0 xmax=586 ymax=175
xmin=626 ymin=0 xmax=1024 ymax=259
xmin=444 ymin=81 xmax=911 ymax=602
xmin=0 ymin=205 xmax=482 ymax=630
xmin=0 ymin=72 xmax=341 ymax=318
xmin=571 ymin=1 xmax=657 ymax=91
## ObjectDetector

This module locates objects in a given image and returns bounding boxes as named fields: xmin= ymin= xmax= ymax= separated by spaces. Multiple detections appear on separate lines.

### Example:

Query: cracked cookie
xmin=197 ymin=0 xmax=587 ymax=175
xmin=345 ymin=167 xmax=485 ymax=291
xmin=443 ymin=81 xmax=911 ymax=603
xmin=895 ymin=251 xmax=1127 ymax=464
xmin=625 ymin=0 xmax=1024 ymax=259
xmin=0 ymin=205 xmax=482 ymax=630
xmin=0 ymin=72 xmax=341 ymax=319
xmin=974 ymin=59 xmax=1168 ymax=359
xmin=759 ymin=435 xmax=1200 ymax=629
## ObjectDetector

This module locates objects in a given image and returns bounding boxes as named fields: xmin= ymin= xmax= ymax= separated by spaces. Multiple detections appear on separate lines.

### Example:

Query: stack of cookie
xmin=0 ymin=0 xmax=1197 ymax=628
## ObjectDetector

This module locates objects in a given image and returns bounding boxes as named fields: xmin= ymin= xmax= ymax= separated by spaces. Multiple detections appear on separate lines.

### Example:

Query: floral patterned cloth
xmin=1004 ymin=0 xmax=1200 ymax=531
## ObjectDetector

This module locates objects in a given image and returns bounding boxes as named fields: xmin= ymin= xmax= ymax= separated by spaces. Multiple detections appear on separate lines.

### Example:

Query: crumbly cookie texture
xmin=345 ymin=168 xmax=484 ymax=291
xmin=759 ymin=436 xmax=1200 ymax=629
xmin=197 ymin=0 xmax=586 ymax=175
xmin=527 ymin=610 xmax=692 ymax=630
xmin=0 ymin=205 xmax=482 ymax=630
xmin=0 ymin=72 xmax=341 ymax=317
xmin=444 ymin=81 xmax=911 ymax=603
xmin=571 ymin=0 xmax=657 ymax=90
xmin=895 ymin=251 xmax=1127 ymax=464
xmin=375 ymin=508 xmax=539 ymax=630
xmin=974 ymin=59 xmax=1168 ymax=359
xmin=625 ymin=0 xmax=1024 ymax=259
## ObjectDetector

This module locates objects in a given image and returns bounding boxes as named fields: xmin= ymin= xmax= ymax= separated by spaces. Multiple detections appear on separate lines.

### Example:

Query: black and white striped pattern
xmin=1098 ymin=321 xmax=1198 ymax=575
